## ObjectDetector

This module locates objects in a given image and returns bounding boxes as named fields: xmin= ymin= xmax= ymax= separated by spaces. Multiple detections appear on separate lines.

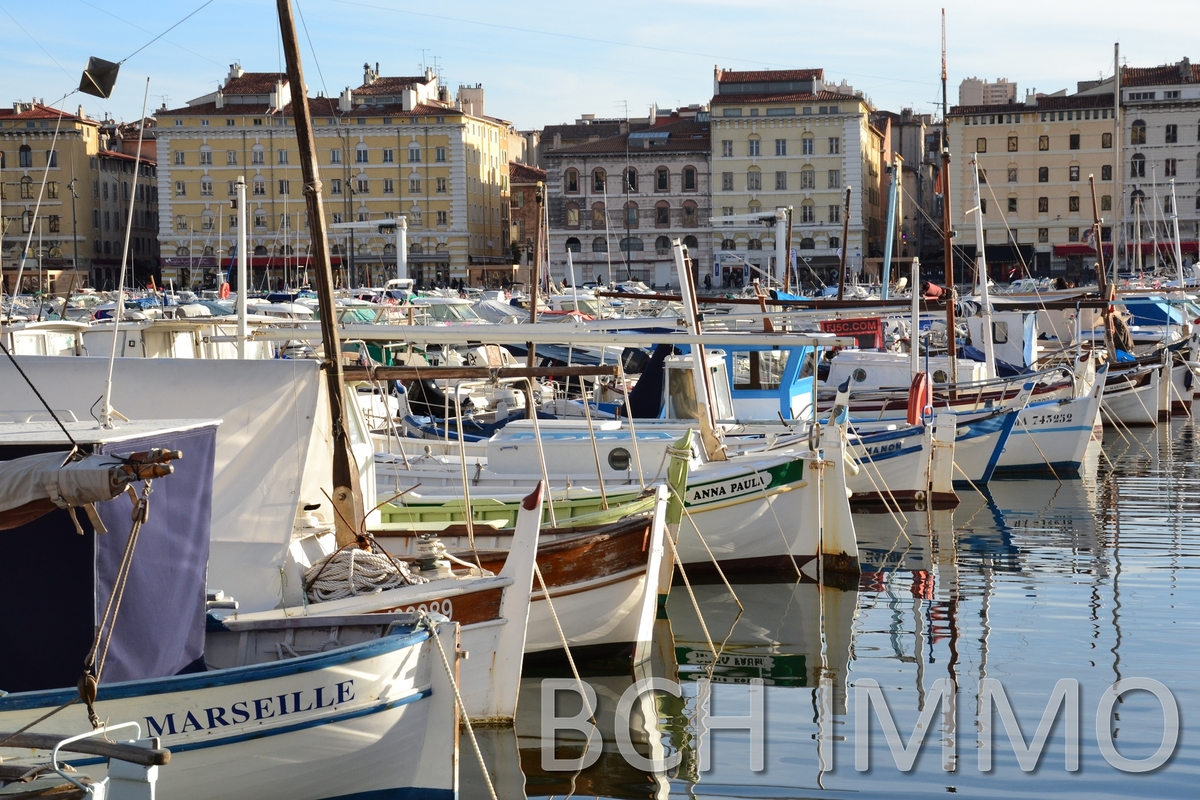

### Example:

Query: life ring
xmin=219 ymin=282 xmax=231 ymax=299
xmin=907 ymin=371 xmax=931 ymax=426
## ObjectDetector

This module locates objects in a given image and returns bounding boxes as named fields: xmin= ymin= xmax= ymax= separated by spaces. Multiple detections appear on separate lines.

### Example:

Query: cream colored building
xmin=709 ymin=68 xmax=883 ymax=288
xmin=947 ymin=93 xmax=1118 ymax=282
xmin=958 ymin=78 xmax=1018 ymax=107
xmin=154 ymin=63 xmax=514 ymax=289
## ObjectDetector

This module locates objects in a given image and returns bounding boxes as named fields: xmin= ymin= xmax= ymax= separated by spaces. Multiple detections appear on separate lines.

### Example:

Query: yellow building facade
xmin=155 ymin=64 xmax=513 ymax=290
xmin=709 ymin=68 xmax=883 ymax=287
xmin=947 ymin=93 xmax=1118 ymax=282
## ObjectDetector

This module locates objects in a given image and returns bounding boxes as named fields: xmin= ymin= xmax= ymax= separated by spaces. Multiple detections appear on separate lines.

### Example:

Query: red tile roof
xmin=950 ymin=93 xmax=1112 ymax=116
xmin=223 ymin=72 xmax=286 ymax=95
xmin=0 ymin=103 xmax=95 ymax=124
xmin=158 ymin=102 xmax=275 ymax=116
xmin=509 ymin=161 xmax=546 ymax=183
xmin=1121 ymin=62 xmax=1200 ymax=87
xmin=710 ymin=91 xmax=857 ymax=106
xmin=544 ymin=119 xmax=710 ymax=156
xmin=354 ymin=76 xmax=432 ymax=95
xmin=716 ymin=68 xmax=824 ymax=83
xmin=100 ymin=149 xmax=156 ymax=166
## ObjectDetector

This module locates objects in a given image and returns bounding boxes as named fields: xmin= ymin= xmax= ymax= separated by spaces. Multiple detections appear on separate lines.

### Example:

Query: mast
xmin=276 ymin=0 xmax=364 ymax=546
xmin=970 ymin=156 xmax=996 ymax=379
xmin=941 ymin=8 xmax=958 ymax=384
xmin=1113 ymin=43 xmax=1123 ymax=276
xmin=836 ymin=188 xmax=851 ymax=300
xmin=1090 ymin=175 xmax=1117 ymax=358
xmin=1169 ymin=180 xmax=1185 ymax=290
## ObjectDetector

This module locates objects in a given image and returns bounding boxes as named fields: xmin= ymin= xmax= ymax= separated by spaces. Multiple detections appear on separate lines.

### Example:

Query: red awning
xmin=1053 ymin=243 xmax=1110 ymax=256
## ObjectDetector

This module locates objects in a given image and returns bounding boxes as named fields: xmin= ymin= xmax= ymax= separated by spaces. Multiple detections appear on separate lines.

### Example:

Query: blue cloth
xmin=957 ymin=346 xmax=1029 ymax=378
xmin=1114 ymin=349 xmax=1137 ymax=362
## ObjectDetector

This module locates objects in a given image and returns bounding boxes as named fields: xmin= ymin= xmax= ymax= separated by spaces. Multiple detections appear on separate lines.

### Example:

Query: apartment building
xmin=154 ymin=63 xmax=514 ymax=290
xmin=709 ymin=68 xmax=883 ymax=288
xmin=959 ymin=77 xmax=1018 ymax=107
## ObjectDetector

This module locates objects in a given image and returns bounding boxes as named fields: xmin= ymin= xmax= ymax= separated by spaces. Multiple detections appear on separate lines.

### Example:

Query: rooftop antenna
xmin=419 ymin=49 xmax=429 ymax=72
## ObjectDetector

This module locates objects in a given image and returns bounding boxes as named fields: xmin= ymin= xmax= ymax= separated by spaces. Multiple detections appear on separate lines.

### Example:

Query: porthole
xmin=851 ymin=368 xmax=867 ymax=383
xmin=933 ymin=369 xmax=949 ymax=383
xmin=608 ymin=447 xmax=631 ymax=471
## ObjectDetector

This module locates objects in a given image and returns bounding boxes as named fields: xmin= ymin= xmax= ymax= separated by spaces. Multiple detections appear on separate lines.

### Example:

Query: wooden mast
xmin=941 ymin=8 xmax=958 ymax=385
xmin=836 ymin=187 xmax=851 ymax=301
xmin=277 ymin=0 xmax=364 ymax=546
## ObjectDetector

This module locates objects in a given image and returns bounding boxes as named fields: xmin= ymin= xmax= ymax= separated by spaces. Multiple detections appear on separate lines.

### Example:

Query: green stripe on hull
xmin=683 ymin=458 xmax=804 ymax=508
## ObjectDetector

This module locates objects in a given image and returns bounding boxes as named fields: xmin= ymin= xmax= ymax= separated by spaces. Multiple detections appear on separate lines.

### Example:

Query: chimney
xmin=1181 ymin=57 xmax=1192 ymax=82
xmin=339 ymin=86 xmax=353 ymax=113
xmin=215 ymin=88 xmax=224 ymax=110
xmin=649 ymin=103 xmax=657 ymax=126
xmin=227 ymin=62 xmax=243 ymax=84
xmin=363 ymin=62 xmax=377 ymax=86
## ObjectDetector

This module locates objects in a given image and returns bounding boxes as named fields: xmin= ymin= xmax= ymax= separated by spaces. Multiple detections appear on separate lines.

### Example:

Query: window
xmin=802 ymin=136 xmax=814 ymax=155
xmin=1131 ymin=153 xmax=1146 ymax=178
xmin=436 ymin=147 xmax=446 ymax=162
xmin=801 ymin=168 xmax=815 ymax=189
xmin=1101 ymin=132 xmax=1112 ymax=149
xmin=92 ymin=209 xmax=100 ymax=229
xmin=747 ymin=170 xmax=761 ymax=190
xmin=828 ymin=169 xmax=841 ymax=188
xmin=409 ymin=178 xmax=421 ymax=193
xmin=252 ymin=148 xmax=264 ymax=165
xmin=176 ymin=215 xmax=187 ymax=231
xmin=331 ymin=149 xmax=342 ymax=164
xmin=1007 ymin=197 xmax=1017 ymax=213
xmin=1069 ymin=195 xmax=1080 ymax=212
xmin=624 ymin=168 xmax=638 ymax=193
xmin=801 ymin=204 xmax=815 ymax=223
xmin=46 ymin=215 xmax=59 ymax=233
xmin=775 ymin=171 xmax=787 ymax=190
xmin=980 ymin=199 xmax=987 ymax=214
xmin=1036 ymin=227 xmax=1048 ymax=243
xmin=437 ymin=210 xmax=448 ymax=225
xmin=1101 ymin=195 xmax=1112 ymax=211
xmin=201 ymin=214 xmax=214 ymax=231
xmin=976 ymin=137 xmax=987 ymax=153
xmin=200 ymin=178 xmax=213 ymax=196
xmin=721 ymin=238 xmax=735 ymax=250
xmin=1131 ymin=120 xmax=1146 ymax=145
xmin=174 ymin=151 xmax=185 ymax=165
xmin=198 ymin=149 xmax=212 ymax=165
xmin=828 ymin=137 xmax=840 ymax=154
xmin=408 ymin=146 xmax=421 ymax=163
xmin=653 ymin=167 xmax=668 ymax=192
xmin=655 ymin=201 xmax=670 ymax=227
xmin=619 ymin=236 xmax=643 ymax=252
xmin=624 ymin=202 xmax=638 ymax=228
xmin=255 ymin=212 xmax=268 ymax=229
xmin=682 ymin=201 xmax=698 ymax=227
xmin=1008 ymin=167 xmax=1018 ymax=183
xmin=1039 ymin=135 xmax=1049 ymax=151
xmin=222 ymin=150 xmax=236 ymax=166
xmin=436 ymin=178 xmax=447 ymax=193
xmin=253 ymin=177 xmax=266 ymax=195
xmin=380 ymin=148 xmax=393 ymax=164
xmin=356 ymin=177 xmax=368 ymax=194
xmin=722 ymin=172 xmax=734 ymax=191
xmin=1165 ymin=158 xmax=1178 ymax=177
xmin=383 ymin=179 xmax=395 ymax=194
xmin=277 ymin=149 xmax=289 ymax=165
xmin=47 ymin=181 xmax=58 ymax=199
xmin=356 ymin=146 xmax=368 ymax=164
xmin=748 ymin=139 xmax=760 ymax=157
xmin=565 ymin=169 xmax=579 ymax=193
xmin=1034 ymin=166 xmax=1047 ymax=184
xmin=331 ymin=179 xmax=342 ymax=195
xmin=1068 ymin=227 xmax=1079 ymax=242
xmin=92 ymin=179 xmax=98 ymax=198
xmin=1069 ymin=133 xmax=1080 ymax=150
xmin=747 ymin=238 xmax=762 ymax=250
xmin=721 ymin=140 xmax=733 ymax=157
xmin=1069 ymin=166 xmax=1080 ymax=182
xmin=19 ymin=145 xmax=32 ymax=167
xmin=683 ymin=166 xmax=697 ymax=191
xmin=1008 ymin=136 xmax=1018 ymax=152
xmin=1098 ymin=164 xmax=1112 ymax=182
xmin=655 ymin=236 xmax=671 ymax=255
xmin=279 ymin=179 xmax=291 ymax=194
xmin=1037 ymin=196 xmax=1050 ymax=213
xmin=590 ymin=236 xmax=607 ymax=253
xmin=565 ymin=202 xmax=580 ymax=228
xmin=593 ymin=169 xmax=606 ymax=192
xmin=1166 ymin=124 xmax=1178 ymax=144
xmin=829 ymin=204 xmax=841 ymax=223
xmin=229 ymin=214 xmax=237 ymax=229
xmin=775 ymin=139 xmax=787 ymax=156
xmin=175 ymin=181 xmax=186 ymax=196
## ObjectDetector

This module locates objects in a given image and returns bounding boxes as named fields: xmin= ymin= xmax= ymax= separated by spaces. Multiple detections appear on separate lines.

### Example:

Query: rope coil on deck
xmin=304 ymin=548 xmax=428 ymax=602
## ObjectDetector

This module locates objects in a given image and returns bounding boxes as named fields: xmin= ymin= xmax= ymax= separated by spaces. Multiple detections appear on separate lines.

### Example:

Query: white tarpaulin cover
xmin=0 ymin=451 xmax=113 ymax=514
xmin=0 ymin=357 xmax=322 ymax=612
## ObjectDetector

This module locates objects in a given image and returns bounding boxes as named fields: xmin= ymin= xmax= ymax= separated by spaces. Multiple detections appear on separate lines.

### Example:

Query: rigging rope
xmin=304 ymin=547 xmax=427 ymax=603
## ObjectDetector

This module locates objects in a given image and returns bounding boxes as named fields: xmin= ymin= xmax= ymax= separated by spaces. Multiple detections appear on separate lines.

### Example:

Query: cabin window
xmin=607 ymin=448 xmax=631 ymax=471
xmin=731 ymin=350 xmax=790 ymax=391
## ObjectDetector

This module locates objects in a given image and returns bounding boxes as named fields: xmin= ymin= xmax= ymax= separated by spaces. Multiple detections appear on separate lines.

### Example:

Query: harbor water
xmin=464 ymin=421 xmax=1200 ymax=798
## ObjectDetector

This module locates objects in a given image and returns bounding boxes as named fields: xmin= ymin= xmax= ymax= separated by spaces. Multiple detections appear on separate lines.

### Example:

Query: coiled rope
xmin=304 ymin=547 xmax=427 ymax=603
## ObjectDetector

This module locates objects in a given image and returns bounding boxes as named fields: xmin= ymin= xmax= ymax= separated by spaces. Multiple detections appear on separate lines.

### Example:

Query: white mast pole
xmin=910 ymin=257 xmax=921 ymax=378
xmin=236 ymin=175 xmax=248 ymax=357
xmin=971 ymin=156 xmax=997 ymax=379
xmin=1170 ymin=179 xmax=1185 ymax=289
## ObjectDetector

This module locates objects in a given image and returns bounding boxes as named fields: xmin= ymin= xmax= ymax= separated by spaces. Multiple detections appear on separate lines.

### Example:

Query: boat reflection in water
xmin=461 ymin=576 xmax=859 ymax=798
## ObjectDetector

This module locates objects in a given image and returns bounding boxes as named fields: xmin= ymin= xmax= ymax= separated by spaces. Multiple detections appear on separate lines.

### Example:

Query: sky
xmin=1 ymin=0 xmax=1196 ymax=131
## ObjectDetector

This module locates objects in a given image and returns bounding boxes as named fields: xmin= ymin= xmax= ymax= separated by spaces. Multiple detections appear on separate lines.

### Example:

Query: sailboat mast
xmin=1090 ymin=175 xmax=1117 ymax=358
xmin=941 ymin=8 xmax=958 ymax=385
xmin=276 ymin=0 xmax=364 ymax=546
xmin=970 ymin=157 xmax=997 ymax=379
